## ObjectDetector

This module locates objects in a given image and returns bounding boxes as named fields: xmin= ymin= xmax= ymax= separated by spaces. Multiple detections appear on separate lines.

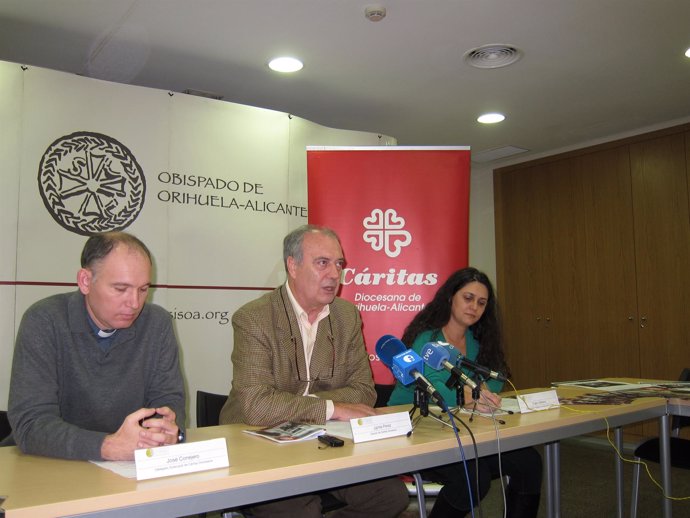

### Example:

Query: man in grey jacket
xmin=4 ymin=232 xmax=185 ymax=460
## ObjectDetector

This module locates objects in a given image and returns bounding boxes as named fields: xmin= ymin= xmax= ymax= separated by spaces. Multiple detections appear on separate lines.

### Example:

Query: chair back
xmin=0 ymin=410 xmax=11 ymax=442
xmin=374 ymin=384 xmax=395 ymax=408
xmin=196 ymin=391 xmax=229 ymax=428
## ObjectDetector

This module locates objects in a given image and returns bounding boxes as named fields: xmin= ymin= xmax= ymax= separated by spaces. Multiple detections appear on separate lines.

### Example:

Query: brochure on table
xmin=552 ymin=379 xmax=658 ymax=391
xmin=243 ymin=422 xmax=325 ymax=443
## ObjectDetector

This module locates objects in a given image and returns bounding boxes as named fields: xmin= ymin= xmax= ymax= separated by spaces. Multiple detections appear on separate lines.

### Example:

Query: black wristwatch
xmin=177 ymin=428 xmax=186 ymax=443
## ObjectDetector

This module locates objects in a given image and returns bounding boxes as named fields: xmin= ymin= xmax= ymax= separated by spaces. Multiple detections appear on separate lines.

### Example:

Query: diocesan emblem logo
xmin=38 ymin=131 xmax=146 ymax=236
xmin=362 ymin=208 xmax=412 ymax=258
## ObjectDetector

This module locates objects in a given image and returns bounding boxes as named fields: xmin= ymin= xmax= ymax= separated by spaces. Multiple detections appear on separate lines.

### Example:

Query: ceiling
xmin=2 ymin=0 xmax=690 ymax=164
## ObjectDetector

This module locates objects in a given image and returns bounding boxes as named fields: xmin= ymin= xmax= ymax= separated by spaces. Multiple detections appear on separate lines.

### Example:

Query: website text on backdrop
xmin=387 ymin=267 xmax=542 ymax=518
xmin=219 ymin=224 xmax=408 ymax=518
xmin=3 ymin=232 xmax=186 ymax=460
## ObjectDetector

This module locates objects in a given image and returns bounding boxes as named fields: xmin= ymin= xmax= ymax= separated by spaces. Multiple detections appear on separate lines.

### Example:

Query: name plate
xmin=517 ymin=390 xmax=560 ymax=413
xmin=135 ymin=437 xmax=229 ymax=480
xmin=350 ymin=411 xmax=412 ymax=443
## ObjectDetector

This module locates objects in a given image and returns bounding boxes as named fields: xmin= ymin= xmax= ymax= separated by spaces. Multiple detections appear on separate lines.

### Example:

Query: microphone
xmin=431 ymin=341 xmax=507 ymax=381
xmin=420 ymin=342 xmax=478 ymax=390
xmin=375 ymin=335 xmax=446 ymax=406
xmin=375 ymin=334 xmax=407 ymax=365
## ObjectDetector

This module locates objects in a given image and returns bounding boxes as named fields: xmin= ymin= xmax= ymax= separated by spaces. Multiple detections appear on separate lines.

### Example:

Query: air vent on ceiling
xmin=465 ymin=44 xmax=523 ymax=69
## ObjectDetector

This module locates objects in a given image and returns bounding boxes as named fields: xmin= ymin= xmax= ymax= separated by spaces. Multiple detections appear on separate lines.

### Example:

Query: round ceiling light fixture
xmin=477 ymin=113 xmax=506 ymax=124
xmin=268 ymin=56 xmax=304 ymax=73
xmin=685 ymin=47 xmax=690 ymax=58
xmin=465 ymin=44 xmax=523 ymax=69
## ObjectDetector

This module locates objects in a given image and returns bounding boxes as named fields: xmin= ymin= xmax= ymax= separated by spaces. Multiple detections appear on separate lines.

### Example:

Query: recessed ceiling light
xmin=268 ymin=57 xmax=303 ymax=73
xmin=477 ymin=113 xmax=506 ymax=124
xmin=685 ymin=47 xmax=690 ymax=58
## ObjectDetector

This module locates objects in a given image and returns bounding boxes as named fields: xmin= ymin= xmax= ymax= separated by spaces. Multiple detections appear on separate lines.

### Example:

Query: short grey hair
xmin=283 ymin=225 xmax=341 ymax=271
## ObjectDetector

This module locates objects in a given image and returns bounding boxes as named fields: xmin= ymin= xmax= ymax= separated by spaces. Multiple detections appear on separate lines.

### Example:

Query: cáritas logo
xmin=38 ymin=131 xmax=146 ymax=235
xmin=362 ymin=208 xmax=412 ymax=258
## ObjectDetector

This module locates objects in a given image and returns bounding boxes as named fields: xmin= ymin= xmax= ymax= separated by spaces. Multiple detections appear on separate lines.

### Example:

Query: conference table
xmin=0 ymin=384 xmax=676 ymax=518
xmin=661 ymin=396 xmax=690 ymax=518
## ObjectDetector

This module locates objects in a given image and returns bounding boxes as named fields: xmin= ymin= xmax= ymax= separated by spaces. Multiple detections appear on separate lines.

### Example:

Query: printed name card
xmin=350 ymin=411 xmax=412 ymax=443
xmin=135 ymin=437 xmax=229 ymax=480
xmin=517 ymin=390 xmax=560 ymax=413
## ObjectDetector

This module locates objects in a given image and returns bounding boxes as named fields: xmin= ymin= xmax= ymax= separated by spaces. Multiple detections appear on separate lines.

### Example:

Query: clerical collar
xmin=86 ymin=313 xmax=117 ymax=339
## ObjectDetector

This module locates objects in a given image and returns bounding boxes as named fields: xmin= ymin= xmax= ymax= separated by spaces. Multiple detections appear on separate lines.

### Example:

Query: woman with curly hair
xmin=388 ymin=267 xmax=542 ymax=518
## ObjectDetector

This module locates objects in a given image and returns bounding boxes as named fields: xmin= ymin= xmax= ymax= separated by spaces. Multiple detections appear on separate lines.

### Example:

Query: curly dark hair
xmin=400 ymin=267 xmax=510 ymax=377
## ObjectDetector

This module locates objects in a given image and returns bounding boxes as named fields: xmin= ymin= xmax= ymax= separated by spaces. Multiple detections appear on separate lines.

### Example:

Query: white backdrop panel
xmin=0 ymin=61 xmax=21 ymax=279
xmin=164 ymin=94 xmax=292 ymax=287
xmin=1 ymin=61 xmax=394 ymax=423
xmin=17 ymin=65 xmax=171 ymax=283
xmin=0 ymin=62 xmax=22 ymax=407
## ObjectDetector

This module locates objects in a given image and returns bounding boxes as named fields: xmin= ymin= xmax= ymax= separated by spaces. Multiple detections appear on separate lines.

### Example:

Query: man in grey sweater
xmin=4 ymin=232 xmax=185 ymax=460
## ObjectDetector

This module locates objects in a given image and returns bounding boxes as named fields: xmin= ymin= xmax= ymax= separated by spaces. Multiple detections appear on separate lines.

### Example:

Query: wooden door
xmin=577 ymin=147 xmax=640 ymax=377
xmin=541 ymin=147 xmax=639 ymax=382
xmin=630 ymin=133 xmax=690 ymax=380
xmin=496 ymin=145 xmax=640 ymax=387
xmin=495 ymin=164 xmax=553 ymax=389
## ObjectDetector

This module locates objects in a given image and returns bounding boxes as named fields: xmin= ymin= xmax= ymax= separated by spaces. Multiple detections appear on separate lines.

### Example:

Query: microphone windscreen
xmin=391 ymin=349 xmax=425 ymax=385
xmin=447 ymin=345 xmax=460 ymax=365
xmin=375 ymin=335 xmax=407 ymax=367
xmin=421 ymin=342 xmax=450 ymax=370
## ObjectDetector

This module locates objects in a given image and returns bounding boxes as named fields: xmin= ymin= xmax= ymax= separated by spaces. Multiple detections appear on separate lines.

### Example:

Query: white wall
xmin=468 ymin=164 xmax=496 ymax=285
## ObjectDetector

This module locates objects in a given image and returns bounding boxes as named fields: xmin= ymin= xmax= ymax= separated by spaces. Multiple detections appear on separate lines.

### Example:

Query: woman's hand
xmin=463 ymin=384 xmax=502 ymax=414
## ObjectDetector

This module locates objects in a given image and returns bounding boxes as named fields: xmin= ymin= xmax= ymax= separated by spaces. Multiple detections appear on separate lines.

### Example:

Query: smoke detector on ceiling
xmin=465 ymin=44 xmax=523 ymax=69
xmin=365 ymin=6 xmax=386 ymax=22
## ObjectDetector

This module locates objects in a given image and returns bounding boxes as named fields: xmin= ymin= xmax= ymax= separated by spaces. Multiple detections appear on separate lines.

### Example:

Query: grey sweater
xmin=6 ymin=290 xmax=185 ymax=460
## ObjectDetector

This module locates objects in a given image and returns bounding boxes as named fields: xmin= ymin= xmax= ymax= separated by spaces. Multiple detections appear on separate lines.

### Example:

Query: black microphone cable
xmin=443 ymin=399 xmax=479 ymax=518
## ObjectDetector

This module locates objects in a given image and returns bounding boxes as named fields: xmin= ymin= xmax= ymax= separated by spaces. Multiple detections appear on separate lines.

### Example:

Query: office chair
xmin=630 ymin=368 xmax=690 ymax=518
xmin=1 ymin=410 xmax=11 ymax=443
xmin=196 ymin=390 xmax=229 ymax=428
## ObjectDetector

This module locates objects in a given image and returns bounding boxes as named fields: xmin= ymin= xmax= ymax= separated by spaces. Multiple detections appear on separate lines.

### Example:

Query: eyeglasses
xmin=280 ymin=289 xmax=335 ymax=383
xmin=293 ymin=326 xmax=335 ymax=383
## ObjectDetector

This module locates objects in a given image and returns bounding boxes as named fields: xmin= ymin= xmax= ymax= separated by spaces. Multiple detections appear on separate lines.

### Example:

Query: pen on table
xmin=468 ymin=411 xmax=506 ymax=425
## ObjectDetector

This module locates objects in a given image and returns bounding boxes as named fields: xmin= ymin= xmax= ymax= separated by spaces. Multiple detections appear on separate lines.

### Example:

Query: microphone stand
xmin=409 ymin=382 xmax=451 ymax=430
xmin=444 ymin=371 xmax=488 ymax=423
xmin=454 ymin=373 xmax=507 ymax=424
xmin=467 ymin=380 xmax=483 ymax=423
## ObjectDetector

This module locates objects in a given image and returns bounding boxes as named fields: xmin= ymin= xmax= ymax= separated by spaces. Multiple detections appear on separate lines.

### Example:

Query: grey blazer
xmin=220 ymin=286 xmax=376 ymax=426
